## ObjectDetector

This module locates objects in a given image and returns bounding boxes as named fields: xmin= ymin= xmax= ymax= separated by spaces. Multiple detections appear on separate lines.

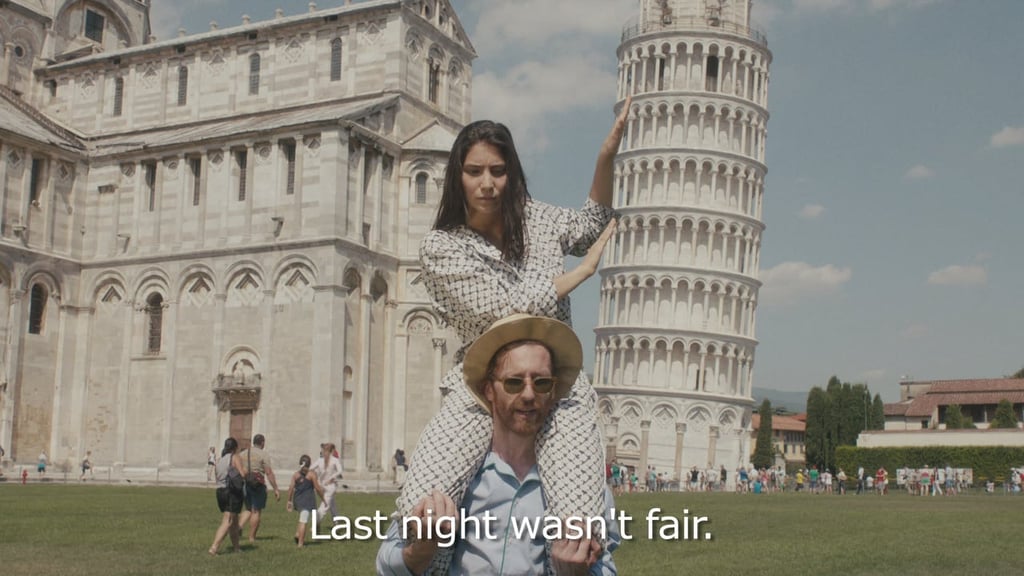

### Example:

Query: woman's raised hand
xmin=599 ymin=95 xmax=632 ymax=159
xmin=590 ymin=96 xmax=631 ymax=206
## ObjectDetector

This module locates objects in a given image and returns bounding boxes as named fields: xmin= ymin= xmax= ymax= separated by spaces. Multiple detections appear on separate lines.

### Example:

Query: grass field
xmin=1 ymin=484 xmax=1021 ymax=575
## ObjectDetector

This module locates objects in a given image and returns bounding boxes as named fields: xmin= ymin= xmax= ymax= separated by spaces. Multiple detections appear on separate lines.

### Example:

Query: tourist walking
xmin=209 ymin=437 xmax=244 ymax=556
xmin=286 ymin=454 xmax=325 ymax=547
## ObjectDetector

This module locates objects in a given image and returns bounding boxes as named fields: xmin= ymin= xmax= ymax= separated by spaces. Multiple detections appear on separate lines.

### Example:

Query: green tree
xmin=805 ymin=386 xmax=828 ymax=470
xmin=871 ymin=394 xmax=885 ymax=430
xmin=944 ymin=404 xmax=965 ymax=429
xmin=1012 ymin=366 xmax=1024 ymax=379
xmin=753 ymin=399 xmax=774 ymax=469
xmin=990 ymin=399 xmax=1020 ymax=429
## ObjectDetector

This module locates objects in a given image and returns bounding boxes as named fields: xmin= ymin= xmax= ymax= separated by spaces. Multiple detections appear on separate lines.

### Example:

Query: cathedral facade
xmin=0 ymin=0 xmax=471 ymax=479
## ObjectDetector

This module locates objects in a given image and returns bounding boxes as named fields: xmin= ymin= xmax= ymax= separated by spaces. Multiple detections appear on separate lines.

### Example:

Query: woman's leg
xmin=229 ymin=513 xmax=240 ymax=551
xmin=397 ymin=365 xmax=491 ymax=517
xmin=210 ymin=511 xmax=233 ymax=555
xmin=397 ymin=365 xmax=492 ymax=576
xmin=536 ymin=374 xmax=606 ymax=525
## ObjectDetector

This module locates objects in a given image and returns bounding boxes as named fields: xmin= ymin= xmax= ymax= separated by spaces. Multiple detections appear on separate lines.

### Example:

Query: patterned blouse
xmin=420 ymin=198 xmax=615 ymax=365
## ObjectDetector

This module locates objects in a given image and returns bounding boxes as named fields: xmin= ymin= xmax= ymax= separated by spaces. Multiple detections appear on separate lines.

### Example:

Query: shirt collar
xmin=479 ymin=451 xmax=540 ymax=487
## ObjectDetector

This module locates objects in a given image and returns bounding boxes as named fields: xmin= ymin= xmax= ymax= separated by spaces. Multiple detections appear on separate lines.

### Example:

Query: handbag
xmin=227 ymin=466 xmax=245 ymax=493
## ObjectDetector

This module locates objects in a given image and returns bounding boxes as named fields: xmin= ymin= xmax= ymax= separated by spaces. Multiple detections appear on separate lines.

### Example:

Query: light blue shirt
xmin=376 ymin=452 xmax=619 ymax=575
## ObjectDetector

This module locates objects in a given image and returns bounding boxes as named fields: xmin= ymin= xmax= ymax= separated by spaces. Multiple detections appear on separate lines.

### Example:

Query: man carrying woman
xmin=398 ymin=96 xmax=631 ymax=574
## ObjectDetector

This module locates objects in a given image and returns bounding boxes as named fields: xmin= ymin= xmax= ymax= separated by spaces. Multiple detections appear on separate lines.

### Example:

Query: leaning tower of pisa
xmin=594 ymin=0 xmax=770 ymax=488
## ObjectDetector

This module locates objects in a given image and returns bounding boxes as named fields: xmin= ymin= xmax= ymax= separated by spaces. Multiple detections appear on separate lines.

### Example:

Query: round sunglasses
xmin=492 ymin=375 xmax=557 ymax=395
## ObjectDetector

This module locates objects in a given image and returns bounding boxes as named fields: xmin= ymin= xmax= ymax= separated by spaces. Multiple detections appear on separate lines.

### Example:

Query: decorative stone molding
xmin=255 ymin=143 xmax=272 ymax=165
xmin=212 ymin=372 xmax=262 ymax=411
xmin=304 ymin=134 xmax=321 ymax=157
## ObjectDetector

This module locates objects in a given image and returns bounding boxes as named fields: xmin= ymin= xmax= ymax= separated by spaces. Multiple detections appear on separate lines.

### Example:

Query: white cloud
xmin=772 ymin=0 xmax=940 ymax=17
xmin=927 ymin=265 xmax=987 ymax=286
xmin=759 ymin=261 xmax=852 ymax=306
xmin=793 ymin=0 xmax=846 ymax=11
xmin=861 ymin=369 xmax=887 ymax=382
xmin=899 ymin=323 xmax=929 ymax=339
xmin=868 ymin=0 xmax=941 ymax=10
xmin=473 ymin=56 xmax=617 ymax=151
xmin=468 ymin=0 xmax=632 ymax=151
xmin=471 ymin=0 xmax=633 ymax=57
xmin=904 ymin=164 xmax=934 ymax=180
xmin=150 ymin=0 xmax=229 ymax=40
xmin=990 ymin=126 xmax=1024 ymax=148
xmin=751 ymin=1 xmax=783 ymax=28
xmin=799 ymin=204 xmax=825 ymax=219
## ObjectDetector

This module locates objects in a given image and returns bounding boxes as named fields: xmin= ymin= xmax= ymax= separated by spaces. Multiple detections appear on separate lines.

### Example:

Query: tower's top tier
xmin=624 ymin=0 xmax=766 ymax=47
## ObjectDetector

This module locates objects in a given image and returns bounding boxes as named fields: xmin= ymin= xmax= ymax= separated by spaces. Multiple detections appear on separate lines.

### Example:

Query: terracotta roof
xmin=903 ymin=392 xmax=1024 ymax=418
xmin=925 ymin=379 xmax=1024 ymax=394
xmin=752 ymin=414 xmax=805 ymax=432
xmin=884 ymin=402 xmax=911 ymax=416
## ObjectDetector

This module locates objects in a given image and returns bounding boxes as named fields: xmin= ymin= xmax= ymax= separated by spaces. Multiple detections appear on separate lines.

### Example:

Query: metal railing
xmin=622 ymin=16 xmax=767 ymax=47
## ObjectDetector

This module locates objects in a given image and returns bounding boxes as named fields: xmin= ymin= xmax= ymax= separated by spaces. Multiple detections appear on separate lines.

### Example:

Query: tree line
xmin=804 ymin=376 xmax=884 ymax=472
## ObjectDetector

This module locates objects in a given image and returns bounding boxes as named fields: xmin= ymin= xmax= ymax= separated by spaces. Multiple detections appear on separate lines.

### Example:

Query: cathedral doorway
xmin=230 ymin=410 xmax=253 ymax=450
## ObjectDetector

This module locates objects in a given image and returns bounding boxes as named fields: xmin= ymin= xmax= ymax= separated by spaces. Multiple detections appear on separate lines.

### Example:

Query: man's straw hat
xmin=463 ymin=314 xmax=582 ymax=413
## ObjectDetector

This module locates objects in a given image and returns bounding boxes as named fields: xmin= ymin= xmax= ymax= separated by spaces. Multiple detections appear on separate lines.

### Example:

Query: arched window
xmin=428 ymin=58 xmax=440 ymax=104
xmin=113 ymin=77 xmax=124 ymax=116
xmin=28 ymin=283 xmax=47 ymax=334
xmin=249 ymin=53 xmax=261 ymax=95
xmin=415 ymin=172 xmax=428 ymax=204
xmin=330 ymin=38 xmax=343 ymax=82
xmin=85 ymin=10 xmax=105 ymax=43
xmin=177 ymin=66 xmax=188 ymax=106
xmin=145 ymin=293 xmax=163 ymax=354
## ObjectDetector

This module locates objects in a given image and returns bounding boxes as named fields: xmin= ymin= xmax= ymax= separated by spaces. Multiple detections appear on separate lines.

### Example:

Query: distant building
xmin=884 ymin=379 xmax=1024 ymax=431
xmin=750 ymin=413 xmax=805 ymax=468
xmin=859 ymin=379 xmax=1024 ymax=449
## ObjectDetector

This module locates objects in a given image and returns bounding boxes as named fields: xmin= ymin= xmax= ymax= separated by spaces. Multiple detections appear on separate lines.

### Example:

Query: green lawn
xmin=1 ymin=484 xmax=1020 ymax=575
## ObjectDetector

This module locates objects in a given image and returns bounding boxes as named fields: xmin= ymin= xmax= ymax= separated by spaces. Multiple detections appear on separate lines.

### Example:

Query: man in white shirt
xmin=311 ymin=442 xmax=343 ymax=522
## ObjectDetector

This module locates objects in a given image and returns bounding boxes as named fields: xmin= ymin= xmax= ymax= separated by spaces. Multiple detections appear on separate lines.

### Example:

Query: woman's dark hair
xmin=221 ymin=437 xmax=238 ymax=457
xmin=298 ymin=454 xmax=311 ymax=472
xmin=433 ymin=120 xmax=531 ymax=262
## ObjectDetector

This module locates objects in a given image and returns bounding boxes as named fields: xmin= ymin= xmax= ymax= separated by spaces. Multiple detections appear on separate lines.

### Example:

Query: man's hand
xmin=402 ymin=490 xmax=458 ymax=574
xmin=551 ymin=537 xmax=601 ymax=576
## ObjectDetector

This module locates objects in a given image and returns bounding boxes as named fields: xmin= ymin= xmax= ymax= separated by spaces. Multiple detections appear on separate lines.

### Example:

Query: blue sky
xmin=158 ymin=1 xmax=1024 ymax=402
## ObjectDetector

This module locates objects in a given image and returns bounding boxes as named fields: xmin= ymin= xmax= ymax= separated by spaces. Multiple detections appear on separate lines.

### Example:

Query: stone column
xmin=114 ymin=297 xmax=135 ymax=469
xmin=673 ymin=422 xmax=686 ymax=484
xmin=355 ymin=292 xmax=372 ymax=471
xmin=669 ymin=50 xmax=677 ymax=90
xmin=71 ymin=306 xmax=96 ymax=460
xmin=209 ymin=292 xmax=227 ymax=449
xmin=254 ymin=288 xmax=276 ymax=435
xmin=638 ymin=419 xmax=651 ymax=479
xmin=707 ymin=425 xmax=719 ymax=468
xmin=159 ymin=297 xmax=178 ymax=469
xmin=353 ymin=140 xmax=366 ymax=243
xmin=605 ymin=416 xmax=620 ymax=463
xmin=0 ymin=289 xmax=25 ymax=459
